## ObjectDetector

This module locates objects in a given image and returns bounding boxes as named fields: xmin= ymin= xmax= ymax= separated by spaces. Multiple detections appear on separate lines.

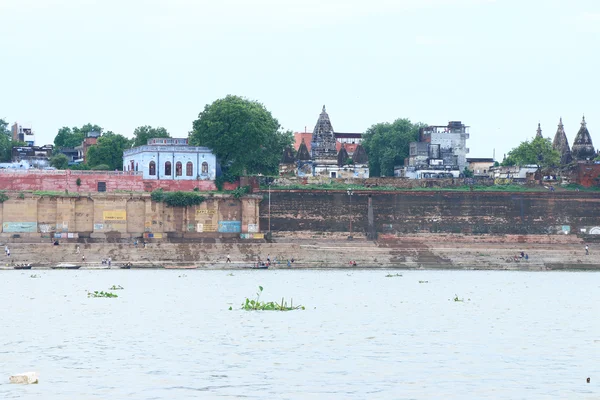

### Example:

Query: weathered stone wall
xmin=260 ymin=190 xmax=600 ymax=235
xmin=0 ymin=193 xmax=261 ymax=240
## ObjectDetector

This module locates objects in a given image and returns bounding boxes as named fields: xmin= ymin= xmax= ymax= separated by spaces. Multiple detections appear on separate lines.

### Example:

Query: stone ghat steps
xmin=1 ymin=240 xmax=599 ymax=269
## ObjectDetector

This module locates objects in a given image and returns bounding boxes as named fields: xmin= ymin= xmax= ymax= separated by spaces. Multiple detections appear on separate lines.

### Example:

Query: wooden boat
xmin=52 ymin=263 xmax=81 ymax=270
xmin=120 ymin=263 xmax=132 ymax=269
xmin=14 ymin=264 xmax=32 ymax=270
xmin=249 ymin=264 xmax=269 ymax=269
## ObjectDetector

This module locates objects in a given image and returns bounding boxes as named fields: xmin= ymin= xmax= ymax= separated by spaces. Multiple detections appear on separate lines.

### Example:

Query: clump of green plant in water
xmin=385 ymin=273 xmax=402 ymax=277
xmin=30 ymin=274 xmax=40 ymax=278
xmin=453 ymin=295 xmax=463 ymax=302
xmin=227 ymin=273 xmax=234 ymax=276
xmin=88 ymin=291 xmax=118 ymax=298
xmin=109 ymin=285 xmax=124 ymax=290
xmin=419 ymin=280 xmax=429 ymax=284
xmin=238 ymin=286 xmax=304 ymax=311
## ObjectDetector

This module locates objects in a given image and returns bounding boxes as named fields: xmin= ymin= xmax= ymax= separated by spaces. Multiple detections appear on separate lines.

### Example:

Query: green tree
xmin=54 ymin=124 xmax=103 ymax=148
xmin=362 ymin=118 xmax=425 ymax=177
xmin=0 ymin=118 xmax=10 ymax=137
xmin=132 ymin=125 xmax=170 ymax=147
xmin=189 ymin=95 xmax=292 ymax=176
xmin=86 ymin=132 xmax=131 ymax=170
xmin=49 ymin=153 xmax=69 ymax=169
xmin=501 ymin=137 xmax=560 ymax=168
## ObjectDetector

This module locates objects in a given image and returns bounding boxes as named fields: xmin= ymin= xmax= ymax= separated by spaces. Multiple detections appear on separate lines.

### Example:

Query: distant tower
xmin=310 ymin=105 xmax=337 ymax=159
xmin=552 ymin=118 xmax=572 ymax=165
xmin=571 ymin=115 xmax=595 ymax=161
xmin=535 ymin=123 xmax=543 ymax=139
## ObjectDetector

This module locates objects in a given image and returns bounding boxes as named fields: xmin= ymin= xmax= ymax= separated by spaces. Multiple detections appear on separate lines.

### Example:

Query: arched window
xmin=175 ymin=161 xmax=182 ymax=177
xmin=149 ymin=161 xmax=156 ymax=176
xmin=201 ymin=162 xmax=209 ymax=174
xmin=186 ymin=162 xmax=193 ymax=176
xmin=165 ymin=161 xmax=172 ymax=176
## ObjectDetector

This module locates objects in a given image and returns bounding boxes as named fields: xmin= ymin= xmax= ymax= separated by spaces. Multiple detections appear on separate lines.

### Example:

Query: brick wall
xmin=0 ymin=170 xmax=238 ymax=192
xmin=260 ymin=189 xmax=600 ymax=235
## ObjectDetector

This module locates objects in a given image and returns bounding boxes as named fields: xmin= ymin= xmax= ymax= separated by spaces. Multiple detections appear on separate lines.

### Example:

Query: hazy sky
xmin=2 ymin=0 xmax=599 ymax=159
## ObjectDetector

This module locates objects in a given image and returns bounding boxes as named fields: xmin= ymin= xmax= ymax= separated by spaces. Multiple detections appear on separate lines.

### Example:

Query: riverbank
xmin=0 ymin=232 xmax=598 ymax=270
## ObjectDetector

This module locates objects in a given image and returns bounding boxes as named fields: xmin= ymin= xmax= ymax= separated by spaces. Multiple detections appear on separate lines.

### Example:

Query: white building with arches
xmin=123 ymin=138 xmax=217 ymax=180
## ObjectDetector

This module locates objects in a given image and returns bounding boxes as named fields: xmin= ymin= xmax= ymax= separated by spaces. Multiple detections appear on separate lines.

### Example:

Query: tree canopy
xmin=86 ymin=132 xmax=132 ymax=170
xmin=132 ymin=125 xmax=170 ymax=147
xmin=361 ymin=118 xmax=425 ymax=177
xmin=501 ymin=136 xmax=560 ymax=168
xmin=189 ymin=95 xmax=293 ymax=176
xmin=49 ymin=153 xmax=69 ymax=169
xmin=54 ymin=123 xmax=103 ymax=148
xmin=0 ymin=118 xmax=9 ymax=137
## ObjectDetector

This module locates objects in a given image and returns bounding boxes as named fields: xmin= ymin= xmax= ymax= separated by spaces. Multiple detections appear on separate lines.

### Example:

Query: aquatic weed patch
xmin=109 ymin=285 xmax=124 ymax=290
xmin=236 ymin=286 xmax=305 ymax=311
xmin=385 ymin=273 xmax=403 ymax=277
xmin=88 ymin=291 xmax=118 ymax=298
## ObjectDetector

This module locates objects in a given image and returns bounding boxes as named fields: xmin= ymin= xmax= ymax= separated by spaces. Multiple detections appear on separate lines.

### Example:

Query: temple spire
xmin=572 ymin=115 xmax=595 ymax=161
xmin=535 ymin=123 xmax=542 ymax=138
xmin=552 ymin=117 xmax=572 ymax=165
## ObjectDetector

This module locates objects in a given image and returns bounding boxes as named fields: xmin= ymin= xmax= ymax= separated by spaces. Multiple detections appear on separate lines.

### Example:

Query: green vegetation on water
xmin=385 ymin=273 xmax=403 ymax=277
xmin=109 ymin=285 xmax=124 ymax=290
xmin=88 ymin=291 xmax=118 ymax=298
xmin=419 ymin=280 xmax=429 ymax=283
xmin=237 ymin=286 xmax=305 ymax=311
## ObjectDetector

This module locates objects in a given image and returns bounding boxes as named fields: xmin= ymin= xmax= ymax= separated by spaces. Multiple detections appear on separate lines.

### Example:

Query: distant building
xmin=281 ymin=106 xmax=368 ymax=178
xmin=75 ymin=130 xmax=100 ymax=164
xmin=58 ymin=147 xmax=81 ymax=165
xmin=123 ymin=138 xmax=217 ymax=180
xmin=397 ymin=121 xmax=469 ymax=179
xmin=11 ymin=144 xmax=53 ymax=168
xmin=11 ymin=123 xmax=35 ymax=146
xmin=467 ymin=158 xmax=495 ymax=177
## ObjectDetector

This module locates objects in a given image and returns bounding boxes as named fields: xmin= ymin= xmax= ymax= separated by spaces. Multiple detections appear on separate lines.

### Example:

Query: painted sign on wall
xmin=218 ymin=221 xmax=241 ymax=233
xmin=103 ymin=210 xmax=127 ymax=221
xmin=94 ymin=223 xmax=104 ymax=231
xmin=248 ymin=224 xmax=258 ymax=233
xmin=197 ymin=223 xmax=216 ymax=232
xmin=3 ymin=222 xmax=37 ymax=233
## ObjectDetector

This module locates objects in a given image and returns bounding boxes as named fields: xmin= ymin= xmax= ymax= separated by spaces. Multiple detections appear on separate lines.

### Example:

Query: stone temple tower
xmin=310 ymin=106 xmax=338 ymax=160
xmin=535 ymin=123 xmax=543 ymax=139
xmin=552 ymin=118 xmax=572 ymax=165
xmin=571 ymin=115 xmax=595 ymax=161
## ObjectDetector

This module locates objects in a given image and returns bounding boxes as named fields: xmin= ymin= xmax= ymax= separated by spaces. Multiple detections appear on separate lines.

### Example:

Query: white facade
xmin=123 ymin=138 xmax=217 ymax=180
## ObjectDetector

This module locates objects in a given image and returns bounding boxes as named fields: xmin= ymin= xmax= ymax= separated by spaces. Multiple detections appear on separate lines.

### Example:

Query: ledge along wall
xmin=259 ymin=190 xmax=600 ymax=236
xmin=0 ymin=193 xmax=262 ymax=241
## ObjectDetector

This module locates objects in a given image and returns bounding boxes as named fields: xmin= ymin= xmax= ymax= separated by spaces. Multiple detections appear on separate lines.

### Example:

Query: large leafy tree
xmin=0 ymin=118 xmax=10 ymax=137
xmin=132 ymin=125 xmax=170 ymax=147
xmin=362 ymin=118 xmax=425 ymax=177
xmin=501 ymin=136 xmax=560 ymax=168
xmin=189 ymin=95 xmax=292 ymax=176
xmin=49 ymin=153 xmax=69 ymax=169
xmin=86 ymin=132 xmax=132 ymax=170
xmin=54 ymin=123 xmax=103 ymax=148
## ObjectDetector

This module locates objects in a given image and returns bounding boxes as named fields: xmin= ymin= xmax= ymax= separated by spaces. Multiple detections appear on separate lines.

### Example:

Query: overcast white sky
xmin=1 ymin=0 xmax=599 ymax=159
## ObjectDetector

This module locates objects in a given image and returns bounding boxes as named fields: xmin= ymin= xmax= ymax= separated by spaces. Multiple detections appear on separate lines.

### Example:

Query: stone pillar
xmin=367 ymin=194 xmax=377 ymax=240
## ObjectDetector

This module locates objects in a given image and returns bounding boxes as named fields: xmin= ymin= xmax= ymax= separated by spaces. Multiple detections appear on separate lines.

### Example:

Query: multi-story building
xmin=398 ymin=121 xmax=470 ymax=179
xmin=11 ymin=123 xmax=35 ymax=146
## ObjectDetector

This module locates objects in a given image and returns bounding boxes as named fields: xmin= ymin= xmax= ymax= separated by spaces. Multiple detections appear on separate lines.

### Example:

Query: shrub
xmin=151 ymin=189 xmax=205 ymax=207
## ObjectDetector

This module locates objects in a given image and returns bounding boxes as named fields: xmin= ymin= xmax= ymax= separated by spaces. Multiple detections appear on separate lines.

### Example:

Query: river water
xmin=0 ymin=269 xmax=598 ymax=399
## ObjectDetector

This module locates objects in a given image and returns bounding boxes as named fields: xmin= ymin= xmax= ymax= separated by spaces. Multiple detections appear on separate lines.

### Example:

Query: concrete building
xmin=467 ymin=158 xmax=495 ymax=177
xmin=398 ymin=121 xmax=470 ymax=179
xmin=11 ymin=123 xmax=35 ymax=146
xmin=123 ymin=138 xmax=217 ymax=180
xmin=11 ymin=144 xmax=53 ymax=169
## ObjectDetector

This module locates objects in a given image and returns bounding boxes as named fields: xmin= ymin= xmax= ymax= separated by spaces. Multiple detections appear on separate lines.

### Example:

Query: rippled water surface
xmin=0 ymin=269 xmax=598 ymax=399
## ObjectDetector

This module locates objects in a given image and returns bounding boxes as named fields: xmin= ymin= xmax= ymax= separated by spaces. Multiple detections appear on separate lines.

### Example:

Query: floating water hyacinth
xmin=88 ymin=291 xmax=118 ymax=298
xmin=239 ymin=286 xmax=304 ymax=311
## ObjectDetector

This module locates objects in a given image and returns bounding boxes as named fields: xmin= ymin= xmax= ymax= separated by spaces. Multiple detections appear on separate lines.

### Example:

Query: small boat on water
xmin=120 ymin=263 xmax=133 ymax=269
xmin=14 ymin=264 xmax=32 ymax=270
xmin=52 ymin=263 xmax=81 ymax=270
xmin=249 ymin=264 xmax=269 ymax=270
